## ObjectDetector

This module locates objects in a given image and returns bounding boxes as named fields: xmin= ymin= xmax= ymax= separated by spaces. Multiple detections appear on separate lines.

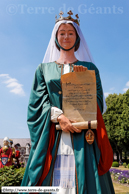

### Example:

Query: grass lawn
xmin=113 ymin=182 xmax=129 ymax=194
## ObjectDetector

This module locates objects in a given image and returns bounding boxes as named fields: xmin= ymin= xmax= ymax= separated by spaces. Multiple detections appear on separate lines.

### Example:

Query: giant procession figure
xmin=21 ymin=11 xmax=115 ymax=194
xmin=0 ymin=137 xmax=12 ymax=168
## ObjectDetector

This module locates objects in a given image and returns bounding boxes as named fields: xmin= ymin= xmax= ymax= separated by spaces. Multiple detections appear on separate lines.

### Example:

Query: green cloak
xmin=21 ymin=61 xmax=115 ymax=194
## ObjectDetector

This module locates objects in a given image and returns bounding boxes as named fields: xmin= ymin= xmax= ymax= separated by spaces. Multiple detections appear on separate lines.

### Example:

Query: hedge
xmin=112 ymin=161 xmax=119 ymax=167
xmin=0 ymin=166 xmax=25 ymax=189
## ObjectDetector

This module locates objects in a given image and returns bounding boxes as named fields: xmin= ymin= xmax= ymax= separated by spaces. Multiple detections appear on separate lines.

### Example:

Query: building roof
xmin=0 ymin=138 xmax=31 ymax=147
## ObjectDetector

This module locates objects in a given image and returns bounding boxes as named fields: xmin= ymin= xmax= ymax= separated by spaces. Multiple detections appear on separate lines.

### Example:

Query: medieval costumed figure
xmin=0 ymin=137 xmax=12 ymax=168
xmin=9 ymin=139 xmax=15 ymax=164
xmin=21 ymin=11 xmax=115 ymax=194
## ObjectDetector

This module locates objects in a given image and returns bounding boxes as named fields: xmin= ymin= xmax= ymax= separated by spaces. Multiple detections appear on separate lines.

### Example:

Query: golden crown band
xmin=55 ymin=10 xmax=80 ymax=26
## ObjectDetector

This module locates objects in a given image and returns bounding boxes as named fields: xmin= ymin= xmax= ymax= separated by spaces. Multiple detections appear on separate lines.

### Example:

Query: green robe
xmin=21 ymin=61 xmax=115 ymax=194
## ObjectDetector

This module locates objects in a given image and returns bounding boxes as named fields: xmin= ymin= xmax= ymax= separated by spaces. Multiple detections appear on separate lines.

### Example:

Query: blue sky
xmin=0 ymin=0 xmax=129 ymax=138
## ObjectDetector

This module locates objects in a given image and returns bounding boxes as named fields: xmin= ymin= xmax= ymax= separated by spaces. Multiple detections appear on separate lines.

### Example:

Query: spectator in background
xmin=119 ymin=159 xmax=123 ymax=166
xmin=14 ymin=143 xmax=21 ymax=168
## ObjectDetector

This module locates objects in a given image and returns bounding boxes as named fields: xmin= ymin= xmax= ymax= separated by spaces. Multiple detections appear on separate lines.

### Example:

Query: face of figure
xmin=15 ymin=145 xmax=18 ymax=150
xmin=57 ymin=23 xmax=76 ymax=50
xmin=4 ymin=140 xmax=9 ymax=146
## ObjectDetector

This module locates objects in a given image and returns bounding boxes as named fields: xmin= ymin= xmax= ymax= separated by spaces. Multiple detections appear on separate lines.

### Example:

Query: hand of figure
xmin=74 ymin=65 xmax=87 ymax=72
xmin=8 ymin=158 xmax=10 ymax=162
xmin=57 ymin=114 xmax=81 ymax=133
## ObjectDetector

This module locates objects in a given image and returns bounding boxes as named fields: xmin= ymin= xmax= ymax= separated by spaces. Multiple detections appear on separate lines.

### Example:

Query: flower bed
xmin=110 ymin=168 xmax=129 ymax=184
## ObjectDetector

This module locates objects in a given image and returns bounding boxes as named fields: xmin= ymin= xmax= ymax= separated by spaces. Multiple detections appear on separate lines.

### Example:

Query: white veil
xmin=42 ymin=20 xmax=107 ymax=113
xmin=43 ymin=20 xmax=94 ymax=63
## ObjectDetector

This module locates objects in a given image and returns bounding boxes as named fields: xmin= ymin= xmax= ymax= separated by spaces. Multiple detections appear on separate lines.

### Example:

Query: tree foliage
xmin=103 ymin=89 xmax=129 ymax=160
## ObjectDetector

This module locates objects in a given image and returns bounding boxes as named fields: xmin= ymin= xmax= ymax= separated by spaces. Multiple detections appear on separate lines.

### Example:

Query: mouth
xmin=63 ymin=41 xmax=70 ymax=43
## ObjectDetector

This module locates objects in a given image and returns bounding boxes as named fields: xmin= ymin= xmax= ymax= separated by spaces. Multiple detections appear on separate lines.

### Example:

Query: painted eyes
xmin=60 ymin=33 xmax=74 ymax=36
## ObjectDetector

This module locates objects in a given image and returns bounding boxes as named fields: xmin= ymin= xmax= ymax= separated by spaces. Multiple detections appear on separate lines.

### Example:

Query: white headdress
xmin=42 ymin=20 xmax=107 ymax=113
xmin=3 ymin=137 xmax=9 ymax=142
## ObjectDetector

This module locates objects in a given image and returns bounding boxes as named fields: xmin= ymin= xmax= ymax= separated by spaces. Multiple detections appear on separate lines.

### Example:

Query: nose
xmin=64 ymin=33 xmax=68 ymax=39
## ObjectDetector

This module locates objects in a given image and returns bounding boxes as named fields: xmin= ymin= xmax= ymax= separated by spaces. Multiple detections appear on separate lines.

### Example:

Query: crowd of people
xmin=0 ymin=137 xmax=22 ymax=168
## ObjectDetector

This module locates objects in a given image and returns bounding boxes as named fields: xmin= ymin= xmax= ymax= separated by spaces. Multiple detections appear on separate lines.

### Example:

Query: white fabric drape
xmin=52 ymin=64 xmax=76 ymax=194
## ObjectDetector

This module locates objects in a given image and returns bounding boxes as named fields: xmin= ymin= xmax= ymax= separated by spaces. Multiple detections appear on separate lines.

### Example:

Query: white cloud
xmin=123 ymin=81 xmax=129 ymax=93
xmin=104 ymin=92 xmax=110 ymax=97
xmin=0 ymin=74 xmax=9 ymax=78
xmin=123 ymin=88 xmax=128 ymax=92
xmin=0 ymin=74 xmax=25 ymax=96
xmin=126 ymin=81 xmax=129 ymax=87
xmin=7 ymin=82 xmax=20 ymax=88
xmin=4 ymin=78 xmax=17 ymax=84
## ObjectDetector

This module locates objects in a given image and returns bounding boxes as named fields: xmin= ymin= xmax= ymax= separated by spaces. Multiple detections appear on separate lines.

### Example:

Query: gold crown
xmin=55 ymin=10 xmax=80 ymax=26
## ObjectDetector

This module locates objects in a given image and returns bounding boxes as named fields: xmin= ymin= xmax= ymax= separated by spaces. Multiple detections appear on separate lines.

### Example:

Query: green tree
xmin=103 ymin=89 xmax=129 ymax=161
